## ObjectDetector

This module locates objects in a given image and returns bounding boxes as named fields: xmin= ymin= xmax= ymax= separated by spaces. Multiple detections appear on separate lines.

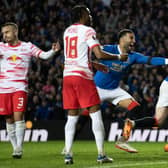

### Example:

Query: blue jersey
xmin=164 ymin=77 xmax=168 ymax=82
xmin=94 ymin=44 xmax=166 ymax=89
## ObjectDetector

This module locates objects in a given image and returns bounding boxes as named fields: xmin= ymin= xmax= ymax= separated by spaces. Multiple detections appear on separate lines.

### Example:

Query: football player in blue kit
xmin=94 ymin=29 xmax=168 ymax=152
xmin=62 ymin=29 xmax=168 ymax=154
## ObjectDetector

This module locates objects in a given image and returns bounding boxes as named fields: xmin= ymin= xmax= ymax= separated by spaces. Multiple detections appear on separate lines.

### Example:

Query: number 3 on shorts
xmin=17 ymin=97 xmax=24 ymax=109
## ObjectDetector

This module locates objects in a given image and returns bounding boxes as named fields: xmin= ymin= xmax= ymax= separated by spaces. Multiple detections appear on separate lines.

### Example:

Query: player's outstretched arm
xmin=92 ymin=45 xmax=128 ymax=61
xmin=39 ymin=41 xmax=61 ymax=60
xmin=134 ymin=53 xmax=168 ymax=65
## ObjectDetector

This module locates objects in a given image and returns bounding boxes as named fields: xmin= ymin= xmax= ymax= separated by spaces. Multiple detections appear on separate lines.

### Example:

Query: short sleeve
xmin=29 ymin=42 xmax=42 ymax=57
xmin=85 ymin=27 xmax=100 ymax=49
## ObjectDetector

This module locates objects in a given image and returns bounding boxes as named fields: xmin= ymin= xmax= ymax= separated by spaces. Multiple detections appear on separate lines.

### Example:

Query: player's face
xmin=1 ymin=26 xmax=18 ymax=43
xmin=123 ymin=33 xmax=136 ymax=52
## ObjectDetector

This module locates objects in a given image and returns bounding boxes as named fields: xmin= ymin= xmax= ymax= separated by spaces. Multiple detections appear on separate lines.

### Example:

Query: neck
xmin=8 ymin=39 xmax=20 ymax=46
xmin=119 ymin=44 xmax=127 ymax=53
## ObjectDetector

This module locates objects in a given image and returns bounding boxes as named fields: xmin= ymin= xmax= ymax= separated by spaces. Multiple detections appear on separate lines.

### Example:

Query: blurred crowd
xmin=0 ymin=0 xmax=168 ymax=121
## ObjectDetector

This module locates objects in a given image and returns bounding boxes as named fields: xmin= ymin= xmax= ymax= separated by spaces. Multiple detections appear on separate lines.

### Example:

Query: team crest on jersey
xmin=7 ymin=55 xmax=21 ymax=62
xmin=110 ymin=63 xmax=123 ymax=72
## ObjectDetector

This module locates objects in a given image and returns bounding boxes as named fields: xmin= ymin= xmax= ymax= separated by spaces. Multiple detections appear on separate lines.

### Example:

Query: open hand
xmin=52 ymin=42 xmax=61 ymax=52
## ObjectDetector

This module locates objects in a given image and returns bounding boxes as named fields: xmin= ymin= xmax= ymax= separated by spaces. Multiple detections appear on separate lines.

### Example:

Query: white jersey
xmin=156 ymin=80 xmax=168 ymax=108
xmin=0 ymin=41 xmax=42 ymax=93
xmin=63 ymin=23 xmax=100 ymax=80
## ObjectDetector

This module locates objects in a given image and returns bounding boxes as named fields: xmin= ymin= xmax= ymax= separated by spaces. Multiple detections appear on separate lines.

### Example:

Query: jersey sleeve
xmin=134 ymin=52 xmax=165 ymax=65
xmin=149 ymin=57 xmax=166 ymax=65
xmin=133 ymin=52 xmax=148 ymax=63
xmin=102 ymin=45 xmax=113 ymax=53
xmin=29 ymin=42 xmax=43 ymax=57
xmin=85 ymin=27 xmax=100 ymax=49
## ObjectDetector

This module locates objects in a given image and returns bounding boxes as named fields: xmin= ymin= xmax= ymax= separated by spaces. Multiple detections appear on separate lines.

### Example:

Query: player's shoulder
xmin=0 ymin=42 xmax=9 ymax=48
xmin=103 ymin=44 xmax=116 ymax=48
xmin=130 ymin=51 xmax=144 ymax=57
xmin=84 ymin=25 xmax=95 ymax=30
xmin=20 ymin=41 xmax=31 ymax=45
xmin=66 ymin=24 xmax=94 ymax=30
xmin=84 ymin=25 xmax=96 ymax=33
xmin=0 ymin=42 xmax=5 ymax=46
xmin=103 ymin=44 xmax=117 ymax=52
xmin=21 ymin=41 xmax=35 ymax=47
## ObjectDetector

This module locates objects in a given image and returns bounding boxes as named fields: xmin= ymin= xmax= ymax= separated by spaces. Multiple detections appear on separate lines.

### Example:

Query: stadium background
xmin=0 ymin=0 xmax=168 ymax=142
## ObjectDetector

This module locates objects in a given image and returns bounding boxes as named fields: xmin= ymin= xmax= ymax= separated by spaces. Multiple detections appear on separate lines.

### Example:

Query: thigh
xmin=0 ymin=93 xmax=13 ymax=115
xmin=76 ymin=77 xmax=100 ymax=108
xmin=63 ymin=76 xmax=80 ymax=109
xmin=97 ymin=87 xmax=133 ymax=106
xmin=112 ymin=87 xmax=134 ymax=106
xmin=155 ymin=107 xmax=168 ymax=126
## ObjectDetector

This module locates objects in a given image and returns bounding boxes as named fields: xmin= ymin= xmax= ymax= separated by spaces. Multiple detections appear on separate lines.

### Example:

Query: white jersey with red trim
xmin=0 ymin=41 xmax=42 ymax=93
xmin=63 ymin=24 xmax=100 ymax=80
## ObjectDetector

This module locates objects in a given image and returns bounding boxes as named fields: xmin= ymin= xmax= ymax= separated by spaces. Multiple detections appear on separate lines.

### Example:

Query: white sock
xmin=65 ymin=115 xmax=79 ymax=155
xmin=6 ymin=123 xmax=17 ymax=150
xmin=15 ymin=120 xmax=25 ymax=149
xmin=90 ymin=110 xmax=105 ymax=155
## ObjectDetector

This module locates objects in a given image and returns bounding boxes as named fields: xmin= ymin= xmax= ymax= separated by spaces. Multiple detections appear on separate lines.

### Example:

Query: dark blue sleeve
xmin=150 ymin=57 xmax=165 ymax=65
xmin=102 ymin=45 xmax=113 ymax=53
xmin=100 ymin=45 xmax=113 ymax=64
xmin=133 ymin=52 xmax=165 ymax=65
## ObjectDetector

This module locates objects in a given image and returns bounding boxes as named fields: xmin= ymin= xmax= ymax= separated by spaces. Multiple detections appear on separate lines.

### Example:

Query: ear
xmin=14 ymin=29 xmax=18 ymax=36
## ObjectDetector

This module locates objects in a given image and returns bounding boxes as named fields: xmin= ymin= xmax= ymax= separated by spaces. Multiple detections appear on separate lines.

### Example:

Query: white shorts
xmin=96 ymin=86 xmax=133 ymax=105
xmin=156 ymin=80 xmax=168 ymax=108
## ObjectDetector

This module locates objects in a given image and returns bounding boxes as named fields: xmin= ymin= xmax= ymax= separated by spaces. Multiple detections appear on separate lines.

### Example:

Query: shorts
xmin=0 ymin=91 xmax=27 ymax=115
xmin=156 ymin=80 xmax=168 ymax=108
xmin=63 ymin=76 xmax=100 ymax=109
xmin=96 ymin=86 xmax=133 ymax=105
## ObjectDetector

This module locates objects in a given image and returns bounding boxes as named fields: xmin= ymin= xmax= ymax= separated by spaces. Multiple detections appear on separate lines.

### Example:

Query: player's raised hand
xmin=119 ymin=53 xmax=128 ymax=61
xmin=52 ymin=42 xmax=61 ymax=52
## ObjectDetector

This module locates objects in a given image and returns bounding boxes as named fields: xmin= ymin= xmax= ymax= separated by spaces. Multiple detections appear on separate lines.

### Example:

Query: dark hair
xmin=71 ymin=5 xmax=88 ymax=23
xmin=118 ymin=29 xmax=134 ymax=40
xmin=1 ymin=22 xmax=18 ymax=30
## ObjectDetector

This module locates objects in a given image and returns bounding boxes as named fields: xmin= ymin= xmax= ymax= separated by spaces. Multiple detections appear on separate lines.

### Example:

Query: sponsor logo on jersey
xmin=110 ymin=63 xmax=123 ymax=72
xmin=7 ymin=55 xmax=22 ymax=62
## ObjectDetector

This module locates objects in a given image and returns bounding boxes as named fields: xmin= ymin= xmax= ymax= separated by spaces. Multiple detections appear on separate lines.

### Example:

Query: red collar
xmin=8 ymin=41 xmax=21 ymax=47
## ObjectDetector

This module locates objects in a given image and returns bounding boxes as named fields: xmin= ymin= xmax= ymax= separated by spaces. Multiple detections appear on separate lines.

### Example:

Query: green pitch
xmin=0 ymin=141 xmax=168 ymax=168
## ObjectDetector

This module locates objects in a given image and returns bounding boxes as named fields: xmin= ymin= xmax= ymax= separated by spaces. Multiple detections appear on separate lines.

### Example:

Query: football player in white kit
xmin=63 ymin=5 xmax=127 ymax=164
xmin=0 ymin=22 xmax=60 ymax=158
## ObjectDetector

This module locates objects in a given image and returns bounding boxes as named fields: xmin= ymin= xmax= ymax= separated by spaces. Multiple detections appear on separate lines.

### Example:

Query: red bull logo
xmin=7 ymin=55 xmax=22 ymax=62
